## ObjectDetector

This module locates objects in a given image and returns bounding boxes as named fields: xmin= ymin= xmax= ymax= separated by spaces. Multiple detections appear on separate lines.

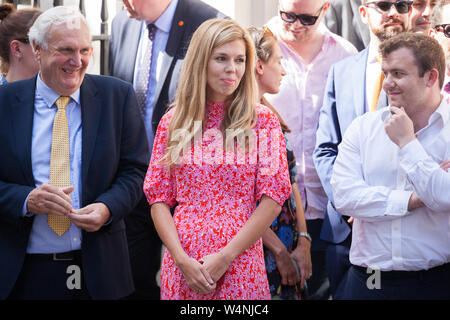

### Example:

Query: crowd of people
xmin=0 ymin=0 xmax=449 ymax=300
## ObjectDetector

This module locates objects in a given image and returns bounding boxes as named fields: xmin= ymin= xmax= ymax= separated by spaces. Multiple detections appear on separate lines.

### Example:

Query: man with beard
xmin=410 ymin=0 xmax=437 ymax=33
xmin=313 ymin=0 xmax=412 ymax=299
xmin=430 ymin=0 xmax=450 ymax=93
xmin=331 ymin=32 xmax=450 ymax=300
xmin=265 ymin=0 xmax=357 ymax=300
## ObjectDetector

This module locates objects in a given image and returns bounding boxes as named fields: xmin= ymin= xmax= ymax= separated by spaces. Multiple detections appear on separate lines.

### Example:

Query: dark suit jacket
xmin=324 ymin=0 xmax=370 ymax=52
xmin=0 ymin=74 xmax=150 ymax=299
xmin=314 ymin=47 xmax=389 ymax=244
xmin=109 ymin=0 xmax=225 ymax=134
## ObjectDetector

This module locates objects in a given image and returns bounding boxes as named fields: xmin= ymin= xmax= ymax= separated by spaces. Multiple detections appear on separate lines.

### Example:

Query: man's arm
xmin=71 ymin=83 xmax=149 ymax=230
xmin=313 ymin=64 xmax=341 ymax=206
xmin=331 ymin=116 xmax=415 ymax=222
xmin=386 ymin=106 xmax=450 ymax=211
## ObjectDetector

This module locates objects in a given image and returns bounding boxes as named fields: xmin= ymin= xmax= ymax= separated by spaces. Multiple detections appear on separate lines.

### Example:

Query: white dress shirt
xmin=331 ymin=99 xmax=450 ymax=271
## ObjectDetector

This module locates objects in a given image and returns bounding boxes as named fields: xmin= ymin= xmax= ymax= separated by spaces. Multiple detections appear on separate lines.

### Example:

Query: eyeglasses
xmin=364 ymin=1 xmax=413 ymax=14
xmin=435 ymin=24 xmax=450 ymax=38
xmin=279 ymin=3 xmax=326 ymax=26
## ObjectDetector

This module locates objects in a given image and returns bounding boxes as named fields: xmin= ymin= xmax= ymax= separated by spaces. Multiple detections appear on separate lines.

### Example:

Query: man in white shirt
xmin=313 ymin=0 xmax=412 ymax=299
xmin=265 ymin=0 xmax=357 ymax=299
xmin=331 ymin=32 xmax=450 ymax=299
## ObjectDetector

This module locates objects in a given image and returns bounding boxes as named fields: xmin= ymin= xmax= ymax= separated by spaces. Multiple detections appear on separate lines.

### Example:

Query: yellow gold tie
xmin=370 ymin=71 xmax=385 ymax=112
xmin=48 ymin=96 xmax=71 ymax=236
xmin=370 ymin=57 xmax=385 ymax=112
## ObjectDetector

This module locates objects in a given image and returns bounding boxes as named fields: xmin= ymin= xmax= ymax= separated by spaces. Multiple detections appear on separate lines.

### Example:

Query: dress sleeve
xmin=143 ymin=111 xmax=177 ymax=208
xmin=255 ymin=109 xmax=292 ymax=206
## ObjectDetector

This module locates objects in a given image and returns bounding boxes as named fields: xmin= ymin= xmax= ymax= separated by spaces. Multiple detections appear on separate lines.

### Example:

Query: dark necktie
xmin=136 ymin=23 xmax=157 ymax=117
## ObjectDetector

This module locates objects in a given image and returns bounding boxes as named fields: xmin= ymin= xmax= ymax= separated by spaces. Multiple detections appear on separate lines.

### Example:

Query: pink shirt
xmin=265 ymin=21 xmax=357 ymax=220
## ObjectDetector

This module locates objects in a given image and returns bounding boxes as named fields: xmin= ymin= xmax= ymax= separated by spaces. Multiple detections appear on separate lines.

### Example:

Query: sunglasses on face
xmin=364 ymin=1 xmax=413 ymax=14
xmin=279 ymin=3 xmax=326 ymax=26
xmin=435 ymin=24 xmax=450 ymax=38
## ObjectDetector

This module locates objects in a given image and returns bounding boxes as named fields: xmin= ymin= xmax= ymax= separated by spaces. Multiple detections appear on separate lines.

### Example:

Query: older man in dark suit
xmin=0 ymin=6 xmax=149 ymax=300
xmin=109 ymin=0 xmax=225 ymax=299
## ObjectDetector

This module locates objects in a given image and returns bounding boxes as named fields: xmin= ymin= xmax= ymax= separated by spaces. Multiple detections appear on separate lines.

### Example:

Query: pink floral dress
xmin=144 ymin=101 xmax=291 ymax=300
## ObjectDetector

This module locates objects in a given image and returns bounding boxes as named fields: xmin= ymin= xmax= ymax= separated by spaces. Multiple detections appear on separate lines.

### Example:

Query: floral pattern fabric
xmin=143 ymin=101 xmax=291 ymax=300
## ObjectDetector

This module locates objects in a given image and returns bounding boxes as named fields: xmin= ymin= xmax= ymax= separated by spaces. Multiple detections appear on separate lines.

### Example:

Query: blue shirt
xmin=133 ymin=0 xmax=178 ymax=151
xmin=0 ymin=74 xmax=7 ymax=86
xmin=26 ymin=74 xmax=83 ymax=254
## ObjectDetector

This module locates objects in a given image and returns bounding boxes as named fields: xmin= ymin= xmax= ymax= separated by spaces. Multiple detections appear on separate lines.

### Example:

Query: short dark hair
xmin=431 ymin=0 xmax=450 ymax=28
xmin=379 ymin=32 xmax=446 ymax=89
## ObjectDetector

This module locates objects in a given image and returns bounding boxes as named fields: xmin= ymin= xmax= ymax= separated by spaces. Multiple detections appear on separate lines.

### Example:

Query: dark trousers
xmin=341 ymin=263 xmax=450 ymax=300
xmin=325 ymin=235 xmax=352 ymax=299
xmin=125 ymin=202 xmax=162 ymax=300
xmin=8 ymin=251 xmax=91 ymax=300
xmin=305 ymin=219 xmax=330 ymax=300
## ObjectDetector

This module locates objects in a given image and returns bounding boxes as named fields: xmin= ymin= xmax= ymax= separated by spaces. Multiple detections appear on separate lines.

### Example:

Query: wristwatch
xmin=299 ymin=232 xmax=312 ymax=242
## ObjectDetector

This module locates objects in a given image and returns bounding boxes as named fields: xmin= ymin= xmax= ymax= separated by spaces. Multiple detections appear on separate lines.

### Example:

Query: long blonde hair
xmin=162 ymin=18 xmax=258 ymax=167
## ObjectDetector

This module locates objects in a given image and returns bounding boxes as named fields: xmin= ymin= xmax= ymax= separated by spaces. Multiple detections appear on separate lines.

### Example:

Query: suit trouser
xmin=325 ymin=235 xmax=352 ymax=299
xmin=8 ymin=250 xmax=91 ymax=300
xmin=341 ymin=263 xmax=450 ymax=300
xmin=125 ymin=199 xmax=162 ymax=300
xmin=305 ymin=219 xmax=330 ymax=300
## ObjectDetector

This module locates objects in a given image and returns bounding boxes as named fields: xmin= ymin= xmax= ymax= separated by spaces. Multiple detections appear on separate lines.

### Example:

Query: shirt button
xmin=393 ymin=226 xmax=398 ymax=231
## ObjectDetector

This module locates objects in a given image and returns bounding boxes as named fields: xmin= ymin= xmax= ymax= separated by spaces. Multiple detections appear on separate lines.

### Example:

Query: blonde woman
xmin=248 ymin=26 xmax=312 ymax=300
xmin=143 ymin=18 xmax=291 ymax=300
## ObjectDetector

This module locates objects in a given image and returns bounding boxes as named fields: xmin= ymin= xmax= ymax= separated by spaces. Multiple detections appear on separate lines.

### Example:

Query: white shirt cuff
xmin=387 ymin=190 xmax=413 ymax=216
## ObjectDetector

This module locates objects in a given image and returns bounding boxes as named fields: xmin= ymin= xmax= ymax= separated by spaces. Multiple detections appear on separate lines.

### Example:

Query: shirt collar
xmin=150 ymin=0 xmax=178 ymax=33
xmin=433 ymin=95 xmax=450 ymax=127
xmin=368 ymin=40 xmax=381 ymax=64
xmin=36 ymin=72 xmax=81 ymax=108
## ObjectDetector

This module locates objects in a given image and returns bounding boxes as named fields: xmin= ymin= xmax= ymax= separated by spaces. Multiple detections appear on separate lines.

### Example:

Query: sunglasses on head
xmin=258 ymin=25 xmax=274 ymax=44
xmin=364 ymin=1 xmax=413 ymax=14
xmin=435 ymin=24 xmax=450 ymax=38
xmin=279 ymin=3 xmax=326 ymax=26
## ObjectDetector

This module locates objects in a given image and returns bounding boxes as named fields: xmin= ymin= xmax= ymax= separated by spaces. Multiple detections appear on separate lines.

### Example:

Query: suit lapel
xmin=80 ymin=75 xmax=101 ymax=203
xmin=352 ymin=48 xmax=369 ymax=116
xmin=11 ymin=77 xmax=37 ymax=186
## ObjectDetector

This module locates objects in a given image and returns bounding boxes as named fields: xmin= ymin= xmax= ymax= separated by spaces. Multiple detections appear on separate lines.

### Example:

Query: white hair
xmin=28 ymin=6 xmax=90 ymax=50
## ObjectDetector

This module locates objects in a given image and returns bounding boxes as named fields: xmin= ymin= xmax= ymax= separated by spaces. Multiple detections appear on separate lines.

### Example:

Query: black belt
xmin=353 ymin=262 xmax=450 ymax=280
xmin=27 ymin=250 xmax=81 ymax=261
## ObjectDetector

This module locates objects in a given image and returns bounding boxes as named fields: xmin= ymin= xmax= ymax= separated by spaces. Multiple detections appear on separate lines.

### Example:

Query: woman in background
xmin=0 ymin=3 xmax=41 ymax=85
xmin=248 ymin=26 xmax=312 ymax=300
xmin=144 ymin=18 xmax=291 ymax=300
